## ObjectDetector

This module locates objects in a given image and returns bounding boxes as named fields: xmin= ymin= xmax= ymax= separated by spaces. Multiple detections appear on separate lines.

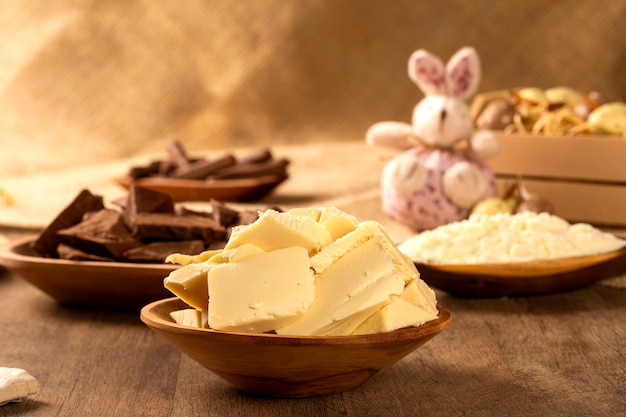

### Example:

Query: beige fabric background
xmin=0 ymin=0 xmax=625 ymax=176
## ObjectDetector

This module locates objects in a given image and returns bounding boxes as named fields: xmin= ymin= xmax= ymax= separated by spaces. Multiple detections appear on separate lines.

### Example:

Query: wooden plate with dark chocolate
xmin=414 ymin=247 xmax=626 ymax=297
xmin=115 ymin=174 xmax=288 ymax=202
xmin=0 ymin=236 xmax=178 ymax=310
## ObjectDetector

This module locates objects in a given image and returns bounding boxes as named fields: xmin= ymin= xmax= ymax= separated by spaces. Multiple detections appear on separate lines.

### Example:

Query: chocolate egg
xmin=544 ymin=86 xmax=583 ymax=107
xmin=588 ymin=102 xmax=626 ymax=135
xmin=516 ymin=87 xmax=547 ymax=105
xmin=476 ymin=99 xmax=516 ymax=130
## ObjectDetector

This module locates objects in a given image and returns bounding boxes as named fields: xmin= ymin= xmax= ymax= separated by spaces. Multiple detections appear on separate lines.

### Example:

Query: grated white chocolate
xmin=399 ymin=212 xmax=626 ymax=264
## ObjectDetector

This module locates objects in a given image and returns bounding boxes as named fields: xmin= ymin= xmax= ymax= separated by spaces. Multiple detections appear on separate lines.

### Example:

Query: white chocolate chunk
xmin=310 ymin=220 xmax=420 ymax=284
xmin=164 ymin=262 xmax=216 ymax=311
xmin=225 ymin=209 xmax=333 ymax=255
xmin=317 ymin=207 xmax=359 ymax=240
xmin=0 ymin=368 xmax=39 ymax=406
xmin=162 ymin=206 xmax=440 ymax=335
xmin=165 ymin=249 xmax=222 ymax=266
xmin=208 ymin=246 xmax=315 ymax=333
xmin=352 ymin=294 xmax=439 ymax=335
xmin=315 ymin=302 xmax=386 ymax=336
xmin=276 ymin=235 xmax=405 ymax=336
xmin=287 ymin=207 xmax=358 ymax=240
xmin=170 ymin=309 xmax=208 ymax=328
xmin=286 ymin=207 xmax=323 ymax=221
xmin=400 ymin=279 xmax=438 ymax=317
xmin=206 ymin=243 xmax=265 ymax=264
xmin=287 ymin=206 xmax=358 ymax=240
xmin=309 ymin=222 xmax=378 ymax=274
xmin=359 ymin=221 xmax=421 ymax=284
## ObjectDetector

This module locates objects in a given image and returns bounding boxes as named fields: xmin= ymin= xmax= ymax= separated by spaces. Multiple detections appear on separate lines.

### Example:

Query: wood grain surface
xmin=1 ymin=268 xmax=624 ymax=417
xmin=1 ymin=141 xmax=625 ymax=416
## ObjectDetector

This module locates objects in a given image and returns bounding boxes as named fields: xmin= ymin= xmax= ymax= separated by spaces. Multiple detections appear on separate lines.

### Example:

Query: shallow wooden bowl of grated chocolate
xmin=141 ymin=297 xmax=451 ymax=398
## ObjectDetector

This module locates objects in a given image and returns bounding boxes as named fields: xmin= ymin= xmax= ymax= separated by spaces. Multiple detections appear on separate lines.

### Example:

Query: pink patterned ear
xmin=445 ymin=47 xmax=481 ymax=99
xmin=407 ymin=50 xmax=446 ymax=96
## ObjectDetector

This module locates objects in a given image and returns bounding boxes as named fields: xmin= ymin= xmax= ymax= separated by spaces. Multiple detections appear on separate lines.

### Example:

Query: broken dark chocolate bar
xmin=123 ymin=186 xmax=175 ymax=226
xmin=32 ymin=185 xmax=278 ymax=264
xmin=31 ymin=189 xmax=105 ymax=258
xmin=56 ymin=209 xmax=141 ymax=259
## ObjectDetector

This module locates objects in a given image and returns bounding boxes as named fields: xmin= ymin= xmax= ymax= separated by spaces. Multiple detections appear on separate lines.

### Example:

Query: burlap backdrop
xmin=1 ymin=0 xmax=624 ymax=176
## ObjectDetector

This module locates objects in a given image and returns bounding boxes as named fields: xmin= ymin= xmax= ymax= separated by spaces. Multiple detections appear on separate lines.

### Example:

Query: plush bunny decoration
xmin=366 ymin=47 xmax=499 ymax=231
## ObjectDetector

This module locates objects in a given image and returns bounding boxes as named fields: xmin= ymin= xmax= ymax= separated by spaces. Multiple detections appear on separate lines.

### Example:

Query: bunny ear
xmin=407 ymin=49 xmax=446 ymax=95
xmin=445 ymin=47 xmax=481 ymax=99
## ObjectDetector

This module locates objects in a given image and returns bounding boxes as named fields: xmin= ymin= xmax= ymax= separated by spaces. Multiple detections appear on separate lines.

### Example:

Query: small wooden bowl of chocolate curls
xmin=115 ymin=140 xmax=290 ymax=202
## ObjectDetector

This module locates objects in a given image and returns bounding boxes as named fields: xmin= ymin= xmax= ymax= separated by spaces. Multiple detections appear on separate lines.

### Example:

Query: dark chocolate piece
xmin=129 ymin=212 xmax=226 ymax=242
xmin=128 ymin=160 xmax=163 ymax=179
xmin=31 ymin=189 xmax=105 ymax=258
xmin=123 ymin=186 xmax=175 ymax=227
xmin=209 ymin=199 xmax=241 ymax=226
xmin=169 ymin=155 xmax=236 ymax=180
xmin=56 ymin=243 xmax=116 ymax=262
xmin=207 ymin=240 xmax=228 ymax=250
xmin=158 ymin=160 xmax=175 ymax=177
xmin=236 ymin=210 xmax=261 ymax=226
xmin=236 ymin=148 xmax=273 ymax=164
xmin=166 ymin=140 xmax=192 ymax=168
xmin=178 ymin=200 xmax=244 ymax=227
xmin=56 ymin=209 xmax=140 ymax=259
xmin=210 ymin=158 xmax=289 ymax=180
xmin=122 ymin=240 xmax=206 ymax=262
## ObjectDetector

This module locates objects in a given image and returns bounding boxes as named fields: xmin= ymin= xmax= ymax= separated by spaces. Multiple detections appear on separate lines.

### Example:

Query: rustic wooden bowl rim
xmin=141 ymin=297 xmax=452 ymax=344
xmin=115 ymin=173 xmax=288 ymax=191
xmin=0 ymin=236 xmax=178 ymax=270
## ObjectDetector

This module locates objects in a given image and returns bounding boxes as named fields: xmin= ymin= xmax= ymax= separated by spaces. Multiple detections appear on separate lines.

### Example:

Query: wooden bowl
xmin=0 ymin=236 xmax=177 ymax=310
xmin=141 ymin=297 xmax=452 ymax=398
xmin=415 ymin=247 xmax=626 ymax=297
xmin=114 ymin=174 xmax=288 ymax=202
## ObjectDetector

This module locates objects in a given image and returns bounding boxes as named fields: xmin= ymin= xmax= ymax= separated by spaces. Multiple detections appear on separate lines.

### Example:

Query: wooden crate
xmin=487 ymin=133 xmax=626 ymax=230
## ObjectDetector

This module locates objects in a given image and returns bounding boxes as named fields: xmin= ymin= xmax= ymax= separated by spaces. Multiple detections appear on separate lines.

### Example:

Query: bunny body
xmin=367 ymin=47 xmax=499 ymax=231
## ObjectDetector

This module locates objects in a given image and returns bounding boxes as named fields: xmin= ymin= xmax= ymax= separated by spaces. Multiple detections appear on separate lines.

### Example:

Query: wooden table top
xmin=1 ymin=267 xmax=624 ymax=417
xmin=0 ymin=142 xmax=625 ymax=416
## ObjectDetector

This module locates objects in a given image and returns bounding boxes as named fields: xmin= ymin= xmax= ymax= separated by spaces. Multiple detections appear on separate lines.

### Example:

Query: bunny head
xmin=408 ymin=47 xmax=481 ymax=148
